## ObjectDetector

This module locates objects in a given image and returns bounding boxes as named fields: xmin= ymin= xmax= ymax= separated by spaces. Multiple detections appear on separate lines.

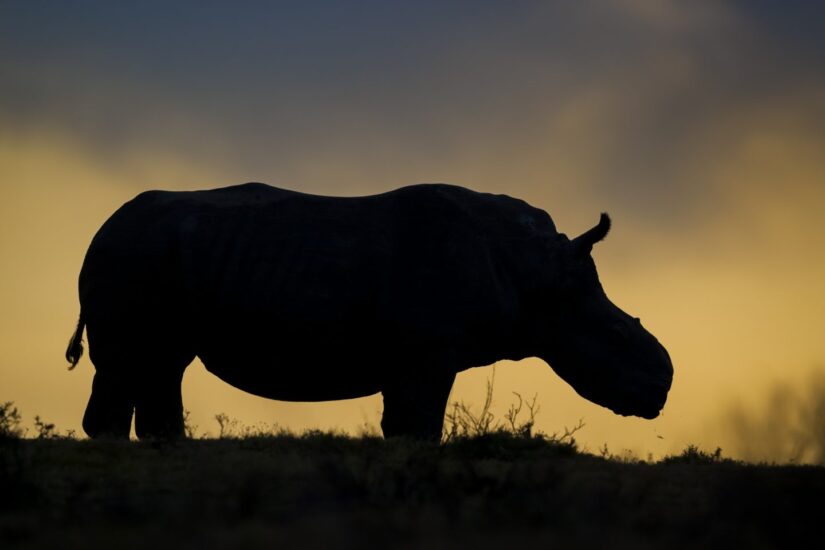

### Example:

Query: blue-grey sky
xmin=3 ymin=1 xmax=823 ymax=226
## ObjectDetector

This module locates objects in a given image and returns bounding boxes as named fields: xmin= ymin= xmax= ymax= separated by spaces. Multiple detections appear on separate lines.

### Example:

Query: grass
xmin=2 ymin=398 xmax=825 ymax=547
xmin=2 ymin=432 xmax=824 ymax=548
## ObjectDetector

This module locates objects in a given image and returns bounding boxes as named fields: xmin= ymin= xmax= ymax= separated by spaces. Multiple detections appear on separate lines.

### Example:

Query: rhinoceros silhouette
xmin=66 ymin=182 xmax=672 ymax=439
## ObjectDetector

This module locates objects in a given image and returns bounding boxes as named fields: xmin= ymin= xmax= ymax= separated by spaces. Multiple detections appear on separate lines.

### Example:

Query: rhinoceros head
xmin=539 ymin=214 xmax=673 ymax=419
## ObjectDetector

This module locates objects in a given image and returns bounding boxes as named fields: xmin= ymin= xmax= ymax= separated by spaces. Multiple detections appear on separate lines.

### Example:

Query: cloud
xmin=3 ymin=1 xmax=825 ymax=258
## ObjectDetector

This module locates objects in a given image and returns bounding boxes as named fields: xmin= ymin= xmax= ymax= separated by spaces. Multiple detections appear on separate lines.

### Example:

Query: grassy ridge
xmin=2 ymin=433 xmax=824 ymax=548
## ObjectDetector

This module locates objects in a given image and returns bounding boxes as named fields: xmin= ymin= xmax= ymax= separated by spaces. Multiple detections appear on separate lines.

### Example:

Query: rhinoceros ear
xmin=572 ymin=213 xmax=611 ymax=256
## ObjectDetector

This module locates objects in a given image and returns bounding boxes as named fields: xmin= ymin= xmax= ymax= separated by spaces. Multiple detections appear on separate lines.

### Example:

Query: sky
xmin=1 ymin=1 xmax=824 ymax=460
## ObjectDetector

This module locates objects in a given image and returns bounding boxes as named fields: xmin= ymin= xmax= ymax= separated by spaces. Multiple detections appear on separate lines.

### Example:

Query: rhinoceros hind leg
xmin=381 ymin=370 xmax=456 ymax=441
xmin=83 ymin=371 xmax=134 ymax=439
xmin=134 ymin=358 xmax=191 ymax=440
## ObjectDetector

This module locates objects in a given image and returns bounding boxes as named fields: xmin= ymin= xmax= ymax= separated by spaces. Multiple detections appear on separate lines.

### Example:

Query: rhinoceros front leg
xmin=134 ymin=366 xmax=186 ymax=440
xmin=381 ymin=369 xmax=456 ymax=441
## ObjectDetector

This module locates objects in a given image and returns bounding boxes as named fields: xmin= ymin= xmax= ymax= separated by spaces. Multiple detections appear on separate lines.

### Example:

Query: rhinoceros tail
xmin=66 ymin=315 xmax=86 ymax=370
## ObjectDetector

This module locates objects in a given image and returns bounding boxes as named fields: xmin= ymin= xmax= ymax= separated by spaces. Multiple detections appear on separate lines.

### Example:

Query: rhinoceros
xmin=66 ymin=182 xmax=672 ymax=439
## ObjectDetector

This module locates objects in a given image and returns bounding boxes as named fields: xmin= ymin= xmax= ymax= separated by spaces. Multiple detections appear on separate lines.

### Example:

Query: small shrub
xmin=215 ymin=412 xmax=242 ymax=438
xmin=356 ymin=421 xmax=382 ymax=438
xmin=443 ymin=369 xmax=543 ymax=441
xmin=183 ymin=409 xmax=198 ymax=438
xmin=503 ymin=392 xmax=540 ymax=438
xmin=0 ymin=402 xmax=25 ymax=439
xmin=660 ymin=444 xmax=735 ymax=465
xmin=210 ymin=413 xmax=292 ymax=439
xmin=33 ymin=416 xmax=57 ymax=439
xmin=240 ymin=421 xmax=286 ymax=438
xmin=441 ymin=370 xmax=583 ymax=457
xmin=545 ymin=419 xmax=585 ymax=450
xmin=595 ymin=443 xmax=647 ymax=464
xmin=443 ymin=374 xmax=497 ymax=440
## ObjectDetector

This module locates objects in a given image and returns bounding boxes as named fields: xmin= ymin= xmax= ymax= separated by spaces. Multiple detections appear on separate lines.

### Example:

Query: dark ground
xmin=1 ymin=433 xmax=824 ymax=549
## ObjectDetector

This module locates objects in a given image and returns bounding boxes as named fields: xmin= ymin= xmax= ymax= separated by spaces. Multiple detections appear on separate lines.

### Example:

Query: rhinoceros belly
xmin=199 ymin=351 xmax=385 ymax=402
xmin=195 ymin=316 xmax=394 ymax=402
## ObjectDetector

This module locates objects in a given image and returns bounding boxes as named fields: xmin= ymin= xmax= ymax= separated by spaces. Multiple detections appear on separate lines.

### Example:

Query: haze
xmin=2 ymin=1 xmax=823 ymax=461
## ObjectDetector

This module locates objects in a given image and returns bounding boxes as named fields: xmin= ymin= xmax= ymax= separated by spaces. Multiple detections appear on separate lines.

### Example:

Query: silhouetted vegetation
xmin=721 ymin=369 xmax=825 ymax=464
xmin=659 ymin=445 xmax=734 ymax=465
xmin=0 ymin=402 xmax=23 ymax=439
xmin=1 ymin=400 xmax=823 ymax=547
xmin=442 ymin=370 xmax=549 ymax=442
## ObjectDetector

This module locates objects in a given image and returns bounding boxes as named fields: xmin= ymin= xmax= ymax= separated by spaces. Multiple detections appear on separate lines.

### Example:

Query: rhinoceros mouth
xmin=608 ymin=385 xmax=669 ymax=419
xmin=612 ymin=368 xmax=672 ymax=420
xmin=636 ymin=407 xmax=662 ymax=420
xmin=611 ymin=403 xmax=661 ymax=419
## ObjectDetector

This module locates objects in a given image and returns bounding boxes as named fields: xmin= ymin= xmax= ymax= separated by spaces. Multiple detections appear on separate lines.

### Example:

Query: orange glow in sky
xmin=1 ymin=1 xmax=824 ymax=461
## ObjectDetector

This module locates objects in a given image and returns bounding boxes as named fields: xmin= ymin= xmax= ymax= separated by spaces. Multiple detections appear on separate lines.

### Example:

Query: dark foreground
xmin=1 ymin=434 xmax=823 ymax=549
